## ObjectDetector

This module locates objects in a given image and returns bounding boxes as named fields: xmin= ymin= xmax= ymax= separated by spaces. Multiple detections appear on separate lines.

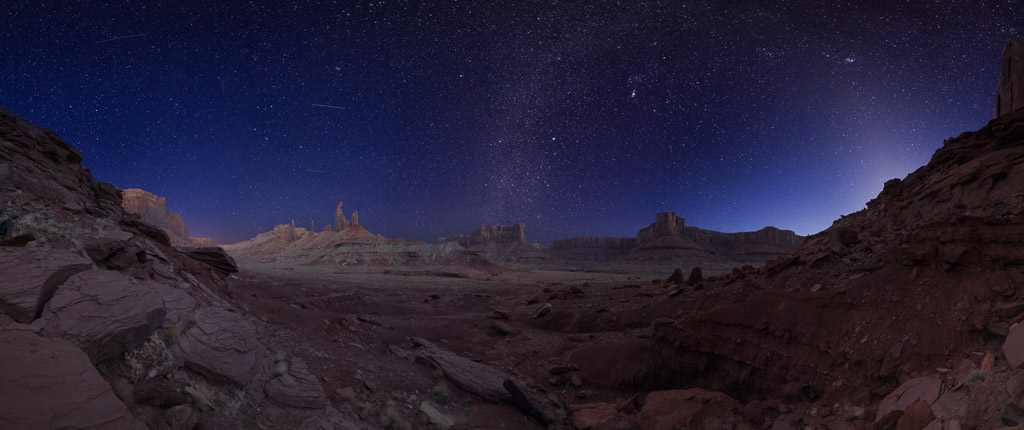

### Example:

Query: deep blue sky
xmin=1 ymin=1 xmax=1020 ymax=243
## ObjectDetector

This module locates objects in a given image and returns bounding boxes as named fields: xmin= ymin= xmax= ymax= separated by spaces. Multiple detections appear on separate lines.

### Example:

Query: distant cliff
xmin=120 ymin=188 xmax=214 ymax=247
xmin=549 ymin=212 xmax=803 ymax=268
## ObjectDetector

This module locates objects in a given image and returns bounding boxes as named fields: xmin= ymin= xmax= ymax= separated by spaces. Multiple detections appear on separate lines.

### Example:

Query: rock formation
xmin=0 ymin=107 xmax=341 ymax=428
xmin=334 ymin=200 xmax=350 ymax=230
xmin=121 ymin=188 xmax=215 ymax=247
xmin=645 ymin=76 xmax=1024 ymax=429
xmin=996 ymin=38 xmax=1024 ymax=118
xmin=224 ymin=208 xmax=498 ymax=269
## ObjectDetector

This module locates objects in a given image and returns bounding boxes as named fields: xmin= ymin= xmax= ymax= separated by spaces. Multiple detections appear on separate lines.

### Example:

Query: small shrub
xmin=185 ymin=383 xmax=216 ymax=411
xmin=381 ymin=405 xmax=411 ymax=430
xmin=431 ymin=381 xmax=450 ymax=404
xmin=164 ymin=327 xmax=180 ymax=345
xmin=273 ymin=360 xmax=289 ymax=377
xmin=223 ymin=393 xmax=245 ymax=417
xmin=338 ymin=386 xmax=356 ymax=402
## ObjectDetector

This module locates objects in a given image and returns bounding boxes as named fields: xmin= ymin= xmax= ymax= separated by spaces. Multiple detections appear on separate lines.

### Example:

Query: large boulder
xmin=1005 ymin=323 xmax=1024 ymax=368
xmin=265 ymin=358 xmax=327 ymax=409
xmin=571 ymin=402 xmax=619 ymax=429
xmin=876 ymin=377 xmax=942 ymax=422
xmin=0 ymin=329 xmax=145 ymax=429
xmin=38 ymin=268 xmax=166 ymax=362
xmin=0 ymin=247 xmax=92 ymax=323
xmin=636 ymin=388 xmax=740 ymax=429
xmin=185 ymin=247 xmax=239 ymax=276
xmin=177 ymin=307 xmax=258 ymax=387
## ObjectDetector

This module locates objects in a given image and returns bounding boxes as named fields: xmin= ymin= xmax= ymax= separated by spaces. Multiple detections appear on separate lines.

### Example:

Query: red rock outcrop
xmin=333 ymin=200 xmax=350 ymax=230
xmin=225 ymin=220 xmax=498 ymax=269
xmin=121 ymin=188 xmax=214 ymax=247
xmin=0 ymin=107 xmax=123 ymax=221
xmin=0 ymin=108 xmax=334 ymax=428
xmin=996 ymin=38 xmax=1024 ymax=118
xmin=177 ymin=307 xmax=259 ymax=387
xmin=0 ymin=247 xmax=92 ymax=323
xmin=264 ymin=358 xmax=327 ymax=409
xmin=0 ymin=330 xmax=146 ymax=429
xmin=38 ymin=268 xmax=167 ymax=362
xmin=644 ymin=97 xmax=1024 ymax=430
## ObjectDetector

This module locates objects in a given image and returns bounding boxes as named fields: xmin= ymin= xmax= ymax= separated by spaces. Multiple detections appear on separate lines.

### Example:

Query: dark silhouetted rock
xmin=996 ymin=38 xmax=1024 ymax=118
xmin=132 ymin=376 xmax=187 ymax=408
xmin=0 ymin=247 xmax=92 ymax=323
xmin=687 ymin=267 xmax=703 ymax=285
xmin=666 ymin=268 xmax=684 ymax=284
xmin=185 ymin=247 xmax=239 ymax=275
xmin=0 ymin=233 xmax=34 ymax=247
xmin=119 ymin=218 xmax=171 ymax=247
xmin=0 ymin=329 xmax=145 ymax=429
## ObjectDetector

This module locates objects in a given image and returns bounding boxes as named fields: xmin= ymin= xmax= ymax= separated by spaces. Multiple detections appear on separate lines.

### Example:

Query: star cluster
xmin=0 ymin=1 xmax=1020 ymax=243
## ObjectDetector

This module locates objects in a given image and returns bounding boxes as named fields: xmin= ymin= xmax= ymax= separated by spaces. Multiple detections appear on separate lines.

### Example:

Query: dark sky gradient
xmin=1 ymin=1 xmax=1021 ymax=243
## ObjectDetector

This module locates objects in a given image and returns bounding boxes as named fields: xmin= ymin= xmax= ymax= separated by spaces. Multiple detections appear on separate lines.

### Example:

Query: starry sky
xmin=1 ymin=1 xmax=1020 ymax=244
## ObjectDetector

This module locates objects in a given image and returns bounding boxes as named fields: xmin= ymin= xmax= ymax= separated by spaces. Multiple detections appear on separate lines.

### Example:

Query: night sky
xmin=1 ymin=1 xmax=1021 ymax=244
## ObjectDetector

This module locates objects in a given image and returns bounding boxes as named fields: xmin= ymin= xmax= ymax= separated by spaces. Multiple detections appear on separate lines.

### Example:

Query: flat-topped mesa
xmin=996 ymin=38 xmax=1024 ymax=118
xmin=471 ymin=223 xmax=526 ymax=244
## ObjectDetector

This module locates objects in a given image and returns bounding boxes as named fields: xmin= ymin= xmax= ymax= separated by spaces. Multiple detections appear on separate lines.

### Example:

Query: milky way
xmin=0 ymin=1 xmax=1020 ymax=243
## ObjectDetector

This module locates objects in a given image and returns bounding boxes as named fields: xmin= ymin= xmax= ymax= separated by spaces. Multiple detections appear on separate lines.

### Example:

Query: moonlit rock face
xmin=996 ymin=38 xmax=1024 ymax=118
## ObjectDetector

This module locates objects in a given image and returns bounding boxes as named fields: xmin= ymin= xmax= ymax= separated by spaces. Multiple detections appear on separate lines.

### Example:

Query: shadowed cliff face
xmin=997 ymin=38 xmax=1024 ymax=118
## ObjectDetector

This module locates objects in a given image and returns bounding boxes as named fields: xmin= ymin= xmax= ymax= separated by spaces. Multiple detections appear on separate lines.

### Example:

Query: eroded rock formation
xmin=0 ymin=107 xmax=338 ymax=429
xmin=334 ymin=200 xmax=349 ymax=230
